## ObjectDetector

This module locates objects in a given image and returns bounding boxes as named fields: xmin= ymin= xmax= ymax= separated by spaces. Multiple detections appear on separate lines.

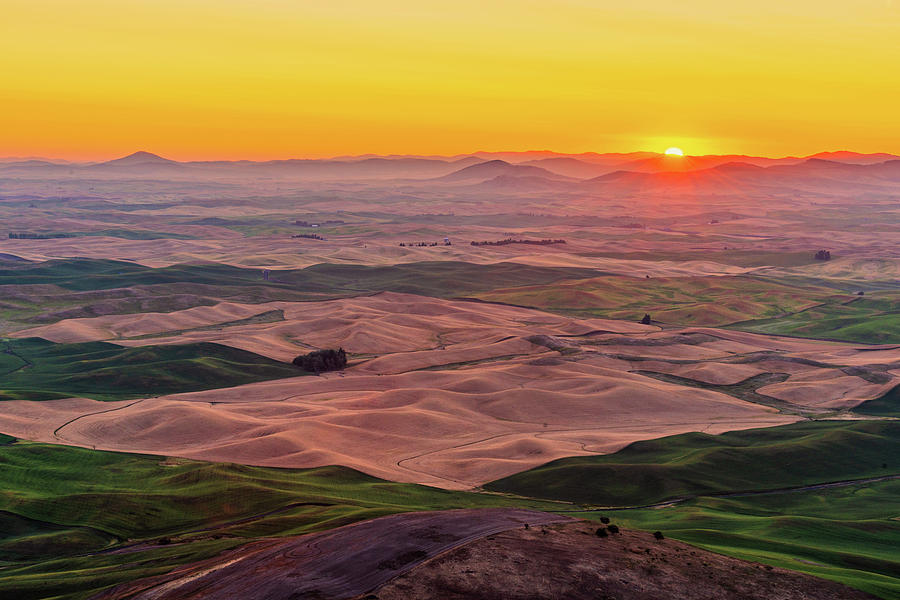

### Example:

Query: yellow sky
xmin=2 ymin=0 xmax=898 ymax=160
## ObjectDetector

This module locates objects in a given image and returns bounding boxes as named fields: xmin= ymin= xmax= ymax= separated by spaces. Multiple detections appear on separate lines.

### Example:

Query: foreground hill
xmin=89 ymin=511 xmax=872 ymax=600
xmin=0 ymin=439 xmax=564 ymax=599
xmin=486 ymin=418 xmax=900 ymax=599
xmin=373 ymin=522 xmax=875 ymax=600
xmin=1 ymin=416 xmax=897 ymax=598
xmin=94 ymin=509 xmax=573 ymax=600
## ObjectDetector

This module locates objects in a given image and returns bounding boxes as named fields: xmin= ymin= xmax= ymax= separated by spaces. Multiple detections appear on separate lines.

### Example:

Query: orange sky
xmin=2 ymin=1 xmax=898 ymax=161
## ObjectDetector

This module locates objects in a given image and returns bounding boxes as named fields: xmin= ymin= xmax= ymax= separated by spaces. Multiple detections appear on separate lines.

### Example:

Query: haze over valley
xmin=1 ymin=145 xmax=899 ymax=599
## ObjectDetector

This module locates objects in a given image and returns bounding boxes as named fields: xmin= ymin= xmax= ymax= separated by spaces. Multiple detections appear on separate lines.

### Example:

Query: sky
xmin=2 ymin=0 xmax=898 ymax=161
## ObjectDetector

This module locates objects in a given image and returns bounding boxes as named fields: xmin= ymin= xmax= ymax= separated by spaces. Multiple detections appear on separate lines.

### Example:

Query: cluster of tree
xmin=292 ymin=348 xmax=348 ymax=373
xmin=594 ymin=517 xmax=663 ymax=541
xmin=398 ymin=241 xmax=450 ymax=247
xmin=595 ymin=516 xmax=623 ymax=538
xmin=595 ymin=525 xmax=619 ymax=537
xmin=469 ymin=238 xmax=566 ymax=247
xmin=294 ymin=219 xmax=344 ymax=227
xmin=814 ymin=249 xmax=832 ymax=261
xmin=292 ymin=233 xmax=325 ymax=240
xmin=8 ymin=232 xmax=75 ymax=239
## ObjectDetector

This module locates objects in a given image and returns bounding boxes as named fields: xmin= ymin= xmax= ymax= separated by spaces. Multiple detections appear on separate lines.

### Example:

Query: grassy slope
xmin=7 ymin=258 xmax=892 ymax=343
xmin=0 ymin=259 xmax=264 ymax=291
xmin=571 ymin=480 xmax=900 ymax=600
xmin=855 ymin=384 xmax=900 ymax=418
xmin=584 ymin=249 xmax=823 ymax=268
xmin=0 ymin=258 xmax=600 ymax=296
xmin=732 ymin=294 xmax=900 ymax=344
xmin=0 ymin=337 xmax=303 ymax=401
xmin=0 ymin=259 xmax=603 ymax=332
xmin=485 ymin=420 xmax=900 ymax=506
xmin=487 ymin=419 xmax=900 ymax=599
xmin=0 ymin=440 xmax=564 ymax=600
xmin=475 ymin=274 xmax=841 ymax=327
xmin=476 ymin=271 xmax=900 ymax=344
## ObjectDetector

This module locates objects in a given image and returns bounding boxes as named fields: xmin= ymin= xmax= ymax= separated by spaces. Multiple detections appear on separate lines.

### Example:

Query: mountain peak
xmin=101 ymin=151 xmax=177 ymax=166
xmin=435 ymin=159 xmax=572 ymax=182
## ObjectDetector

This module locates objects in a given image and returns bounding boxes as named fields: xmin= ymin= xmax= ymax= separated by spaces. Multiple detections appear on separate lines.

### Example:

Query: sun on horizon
xmin=665 ymin=147 xmax=685 ymax=156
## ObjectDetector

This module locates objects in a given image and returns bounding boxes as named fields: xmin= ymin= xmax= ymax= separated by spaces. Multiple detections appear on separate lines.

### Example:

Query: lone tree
xmin=640 ymin=314 xmax=652 ymax=325
xmin=607 ymin=524 xmax=620 ymax=534
xmin=653 ymin=531 xmax=665 ymax=541
xmin=293 ymin=348 xmax=347 ymax=373
xmin=599 ymin=516 xmax=610 ymax=524
xmin=595 ymin=527 xmax=608 ymax=538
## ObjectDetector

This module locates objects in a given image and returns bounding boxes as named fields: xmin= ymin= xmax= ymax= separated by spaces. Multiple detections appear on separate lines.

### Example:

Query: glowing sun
xmin=665 ymin=147 xmax=684 ymax=156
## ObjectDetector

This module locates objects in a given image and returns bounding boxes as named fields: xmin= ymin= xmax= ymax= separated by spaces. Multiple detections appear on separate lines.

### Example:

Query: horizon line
xmin=2 ymin=148 xmax=898 ymax=164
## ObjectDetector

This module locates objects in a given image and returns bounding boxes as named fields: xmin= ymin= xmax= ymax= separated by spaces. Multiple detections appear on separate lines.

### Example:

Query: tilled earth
xmin=369 ymin=521 xmax=876 ymax=600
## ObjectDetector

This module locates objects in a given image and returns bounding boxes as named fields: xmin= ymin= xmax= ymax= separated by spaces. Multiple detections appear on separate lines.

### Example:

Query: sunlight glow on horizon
xmin=2 ymin=1 xmax=898 ymax=161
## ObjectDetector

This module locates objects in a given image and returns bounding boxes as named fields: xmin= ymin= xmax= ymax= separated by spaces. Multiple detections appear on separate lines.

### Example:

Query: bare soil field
xmin=4 ymin=298 xmax=899 ymax=488
xmin=92 ymin=508 xmax=574 ymax=600
xmin=12 ymin=292 xmax=652 ymax=361
xmin=0 ymin=357 xmax=797 ymax=488
xmin=4 ymin=257 xmax=899 ymax=488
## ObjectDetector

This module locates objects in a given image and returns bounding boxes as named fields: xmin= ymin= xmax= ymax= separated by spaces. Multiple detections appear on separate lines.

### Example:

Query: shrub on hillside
xmin=292 ymin=348 xmax=347 ymax=373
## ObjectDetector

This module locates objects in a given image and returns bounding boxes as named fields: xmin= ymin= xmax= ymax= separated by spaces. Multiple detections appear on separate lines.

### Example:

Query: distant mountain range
xmin=1 ymin=150 xmax=897 ymax=192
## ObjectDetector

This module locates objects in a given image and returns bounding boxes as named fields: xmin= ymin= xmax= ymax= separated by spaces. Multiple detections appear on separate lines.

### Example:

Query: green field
xmin=486 ymin=420 xmax=900 ymax=506
xmin=0 ymin=259 xmax=605 ymax=333
xmin=487 ymin=418 xmax=900 ymax=598
xmin=0 ymin=259 xmax=270 ymax=291
xmin=6 ymin=258 xmax=894 ymax=344
xmin=475 ymin=274 xmax=841 ymax=327
xmin=731 ymin=293 xmax=900 ymax=344
xmin=0 ymin=258 xmax=600 ymax=295
xmin=570 ymin=479 xmax=900 ymax=599
xmin=585 ymin=249 xmax=824 ymax=268
xmin=855 ymin=384 xmax=900 ymax=418
xmin=3 ymin=420 xmax=891 ymax=599
xmin=0 ymin=337 xmax=303 ymax=401
xmin=0 ymin=439 xmax=564 ymax=600
xmin=474 ymin=271 xmax=900 ymax=344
